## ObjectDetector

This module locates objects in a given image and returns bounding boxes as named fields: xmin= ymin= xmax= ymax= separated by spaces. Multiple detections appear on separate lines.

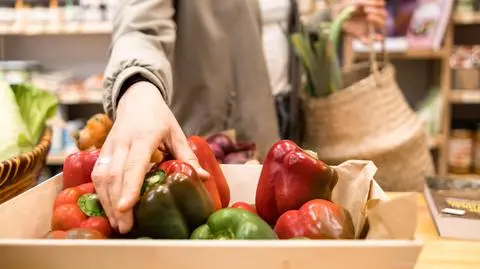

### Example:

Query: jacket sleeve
xmin=103 ymin=0 xmax=176 ymax=120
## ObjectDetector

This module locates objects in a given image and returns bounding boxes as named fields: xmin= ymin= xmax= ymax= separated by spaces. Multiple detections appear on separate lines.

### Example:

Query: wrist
xmin=117 ymin=80 xmax=165 ymax=112
xmin=116 ymin=73 xmax=161 ymax=107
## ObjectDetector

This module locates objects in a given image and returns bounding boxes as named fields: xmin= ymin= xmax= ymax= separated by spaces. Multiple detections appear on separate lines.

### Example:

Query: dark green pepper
xmin=190 ymin=208 xmax=278 ymax=240
xmin=133 ymin=160 xmax=215 ymax=239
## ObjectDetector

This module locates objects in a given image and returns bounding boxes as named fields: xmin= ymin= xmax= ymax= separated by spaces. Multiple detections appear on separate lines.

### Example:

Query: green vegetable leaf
xmin=289 ymin=5 xmax=357 ymax=98
xmin=0 ymin=79 xmax=29 ymax=161
xmin=11 ymin=84 xmax=58 ymax=148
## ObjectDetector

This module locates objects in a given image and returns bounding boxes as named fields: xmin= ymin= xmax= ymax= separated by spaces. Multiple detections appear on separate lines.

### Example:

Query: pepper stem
xmin=213 ymin=230 xmax=235 ymax=240
xmin=77 ymin=193 xmax=106 ymax=217
xmin=303 ymin=149 xmax=319 ymax=160
xmin=141 ymin=170 xmax=166 ymax=195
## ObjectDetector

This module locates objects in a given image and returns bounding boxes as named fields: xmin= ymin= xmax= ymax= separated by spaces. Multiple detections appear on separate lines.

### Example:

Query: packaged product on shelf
xmin=0 ymin=61 xmax=42 ymax=85
xmin=448 ymin=122 xmax=474 ymax=174
xmin=83 ymin=73 xmax=103 ymax=91
xmin=63 ymin=120 xmax=84 ymax=154
xmin=44 ymin=0 xmax=63 ymax=32
xmin=13 ymin=0 xmax=27 ymax=29
xmin=63 ymin=0 xmax=80 ymax=23
xmin=30 ymin=70 xmax=75 ymax=94
xmin=451 ymin=46 xmax=480 ymax=90
xmin=455 ymin=0 xmax=476 ymax=12
xmin=27 ymin=1 xmax=51 ymax=32
xmin=0 ymin=1 xmax=15 ymax=25
xmin=48 ymin=105 xmax=68 ymax=156
xmin=106 ymin=0 xmax=116 ymax=21
xmin=49 ymin=117 xmax=65 ymax=155
xmin=79 ymin=0 xmax=103 ymax=22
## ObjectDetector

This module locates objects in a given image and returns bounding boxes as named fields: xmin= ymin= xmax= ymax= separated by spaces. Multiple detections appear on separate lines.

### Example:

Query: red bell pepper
xmin=62 ymin=149 xmax=100 ymax=189
xmin=255 ymin=140 xmax=339 ymax=225
xmin=188 ymin=136 xmax=230 ymax=210
xmin=274 ymin=199 xmax=355 ymax=239
xmin=51 ymin=183 xmax=112 ymax=237
xmin=231 ymin=201 xmax=257 ymax=215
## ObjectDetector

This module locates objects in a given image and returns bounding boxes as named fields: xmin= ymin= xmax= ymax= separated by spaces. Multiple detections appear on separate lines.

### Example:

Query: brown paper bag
xmin=332 ymin=160 xmax=418 ymax=240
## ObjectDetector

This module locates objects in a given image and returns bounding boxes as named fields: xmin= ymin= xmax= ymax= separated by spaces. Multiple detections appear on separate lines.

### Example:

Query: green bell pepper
xmin=190 ymin=208 xmax=278 ymax=240
xmin=133 ymin=160 xmax=215 ymax=239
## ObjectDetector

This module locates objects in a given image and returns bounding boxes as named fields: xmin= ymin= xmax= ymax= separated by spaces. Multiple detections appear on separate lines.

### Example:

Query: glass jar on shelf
xmin=448 ymin=121 xmax=474 ymax=174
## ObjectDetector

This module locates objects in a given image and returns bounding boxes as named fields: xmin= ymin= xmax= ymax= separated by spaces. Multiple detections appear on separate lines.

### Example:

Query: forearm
xmin=103 ymin=0 xmax=176 ymax=119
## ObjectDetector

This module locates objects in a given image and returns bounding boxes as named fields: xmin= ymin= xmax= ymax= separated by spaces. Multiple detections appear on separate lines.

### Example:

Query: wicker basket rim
xmin=0 ymin=127 xmax=52 ymax=166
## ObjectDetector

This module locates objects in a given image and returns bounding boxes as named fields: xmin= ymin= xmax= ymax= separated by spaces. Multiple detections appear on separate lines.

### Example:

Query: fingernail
xmin=118 ymin=221 xmax=131 ymax=234
xmin=118 ymin=221 xmax=125 ymax=234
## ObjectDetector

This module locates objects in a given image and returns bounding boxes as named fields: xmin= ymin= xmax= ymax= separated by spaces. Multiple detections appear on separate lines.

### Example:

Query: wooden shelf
xmin=450 ymin=89 xmax=480 ymax=104
xmin=454 ymin=12 xmax=480 ymax=25
xmin=354 ymin=49 xmax=447 ymax=60
xmin=57 ymin=93 xmax=103 ymax=105
xmin=0 ymin=22 xmax=112 ymax=36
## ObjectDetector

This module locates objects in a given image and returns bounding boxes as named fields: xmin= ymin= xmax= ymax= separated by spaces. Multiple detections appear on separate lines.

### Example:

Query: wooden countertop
xmin=389 ymin=192 xmax=480 ymax=269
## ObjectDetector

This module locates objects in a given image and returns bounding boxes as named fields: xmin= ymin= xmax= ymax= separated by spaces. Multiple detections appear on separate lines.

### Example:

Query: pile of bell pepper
xmin=45 ymin=136 xmax=356 ymax=241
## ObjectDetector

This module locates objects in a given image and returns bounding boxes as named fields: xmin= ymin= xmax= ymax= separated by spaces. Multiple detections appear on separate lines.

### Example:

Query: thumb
xmin=169 ymin=126 xmax=210 ymax=181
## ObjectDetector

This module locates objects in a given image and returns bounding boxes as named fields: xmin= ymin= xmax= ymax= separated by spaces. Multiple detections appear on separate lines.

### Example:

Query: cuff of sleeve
xmin=115 ymin=73 xmax=151 ymax=107
xmin=106 ymin=64 xmax=169 ymax=120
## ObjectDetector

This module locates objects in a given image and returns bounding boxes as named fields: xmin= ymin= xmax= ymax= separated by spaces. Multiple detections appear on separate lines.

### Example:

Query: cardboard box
xmin=0 ymin=161 xmax=423 ymax=269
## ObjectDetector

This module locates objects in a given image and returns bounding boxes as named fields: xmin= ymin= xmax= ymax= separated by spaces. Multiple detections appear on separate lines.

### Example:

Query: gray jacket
xmin=103 ymin=0 xmax=280 ymax=158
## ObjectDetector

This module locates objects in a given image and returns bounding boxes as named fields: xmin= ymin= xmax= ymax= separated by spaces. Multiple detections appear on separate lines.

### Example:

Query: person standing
xmin=93 ymin=0 xmax=387 ymax=234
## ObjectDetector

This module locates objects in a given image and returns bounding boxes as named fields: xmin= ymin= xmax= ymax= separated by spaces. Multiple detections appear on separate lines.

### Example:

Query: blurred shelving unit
xmin=448 ymin=11 xmax=480 ymax=179
xmin=2 ymin=0 xmax=317 ymax=166
xmin=0 ymin=22 xmax=112 ymax=36
xmin=0 ymin=20 xmax=110 ymax=166
xmin=450 ymin=89 xmax=480 ymax=104
xmin=57 ymin=91 xmax=103 ymax=105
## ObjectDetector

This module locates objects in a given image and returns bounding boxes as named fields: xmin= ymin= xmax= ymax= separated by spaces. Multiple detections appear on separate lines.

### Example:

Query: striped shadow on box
xmin=0 ymin=128 xmax=52 ymax=204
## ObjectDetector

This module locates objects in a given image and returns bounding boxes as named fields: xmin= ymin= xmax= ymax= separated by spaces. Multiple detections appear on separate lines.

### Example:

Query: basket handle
xmin=368 ymin=23 xmax=388 ymax=85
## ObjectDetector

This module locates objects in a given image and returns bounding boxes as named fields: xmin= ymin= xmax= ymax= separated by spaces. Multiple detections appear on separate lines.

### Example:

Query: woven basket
xmin=0 ymin=128 xmax=52 ymax=204
xmin=302 ymin=59 xmax=435 ymax=191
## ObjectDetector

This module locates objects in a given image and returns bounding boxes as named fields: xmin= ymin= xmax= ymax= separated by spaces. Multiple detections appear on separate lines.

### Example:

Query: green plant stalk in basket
xmin=290 ymin=5 xmax=356 ymax=97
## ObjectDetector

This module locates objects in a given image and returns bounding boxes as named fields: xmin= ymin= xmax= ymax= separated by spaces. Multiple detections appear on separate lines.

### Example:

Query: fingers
xmin=353 ymin=0 xmax=387 ymax=27
xmin=374 ymin=33 xmax=384 ymax=41
xmin=360 ymin=36 xmax=371 ymax=45
xmin=116 ymin=139 xmax=154 ymax=234
xmin=168 ymin=124 xmax=210 ymax=181
xmin=361 ymin=2 xmax=387 ymax=42
xmin=106 ymin=141 xmax=130 ymax=226
xmin=91 ymin=142 xmax=117 ymax=229
xmin=366 ymin=8 xmax=387 ymax=29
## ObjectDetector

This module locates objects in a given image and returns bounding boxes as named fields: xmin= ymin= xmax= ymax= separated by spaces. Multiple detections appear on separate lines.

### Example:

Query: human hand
xmin=91 ymin=81 xmax=208 ymax=234
xmin=333 ymin=0 xmax=387 ymax=43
